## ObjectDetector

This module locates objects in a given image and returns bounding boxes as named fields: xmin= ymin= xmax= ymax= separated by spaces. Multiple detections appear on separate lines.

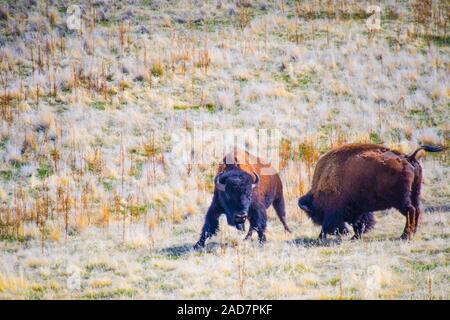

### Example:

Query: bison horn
xmin=215 ymin=174 xmax=226 ymax=192
xmin=252 ymin=171 xmax=260 ymax=189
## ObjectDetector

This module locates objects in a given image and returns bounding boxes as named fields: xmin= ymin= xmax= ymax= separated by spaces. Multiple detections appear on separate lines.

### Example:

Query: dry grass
xmin=0 ymin=210 xmax=448 ymax=299
xmin=0 ymin=0 xmax=448 ymax=299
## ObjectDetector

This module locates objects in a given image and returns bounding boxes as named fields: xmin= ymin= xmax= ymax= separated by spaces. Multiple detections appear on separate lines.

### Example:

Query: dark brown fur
xmin=194 ymin=149 xmax=290 ymax=249
xmin=298 ymin=143 xmax=445 ymax=240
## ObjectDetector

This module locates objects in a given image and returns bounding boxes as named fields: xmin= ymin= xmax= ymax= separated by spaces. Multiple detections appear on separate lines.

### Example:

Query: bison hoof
xmin=284 ymin=226 xmax=292 ymax=233
xmin=400 ymin=233 xmax=410 ymax=241
xmin=193 ymin=242 xmax=205 ymax=250
xmin=350 ymin=235 xmax=361 ymax=241
xmin=318 ymin=232 xmax=326 ymax=241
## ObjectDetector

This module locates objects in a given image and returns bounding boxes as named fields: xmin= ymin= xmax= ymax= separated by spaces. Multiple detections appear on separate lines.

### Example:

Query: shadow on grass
xmin=159 ymin=242 xmax=225 ymax=258
xmin=424 ymin=205 xmax=450 ymax=213
xmin=287 ymin=237 xmax=342 ymax=248
xmin=159 ymin=244 xmax=193 ymax=258
xmin=160 ymin=237 xmax=346 ymax=257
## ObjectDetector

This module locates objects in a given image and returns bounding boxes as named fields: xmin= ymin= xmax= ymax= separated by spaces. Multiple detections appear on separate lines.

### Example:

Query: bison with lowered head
xmin=298 ymin=144 xmax=444 ymax=240
xmin=194 ymin=149 xmax=291 ymax=249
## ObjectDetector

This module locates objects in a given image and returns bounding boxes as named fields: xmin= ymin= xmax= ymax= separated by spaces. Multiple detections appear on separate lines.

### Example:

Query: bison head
xmin=215 ymin=169 xmax=259 ymax=230
xmin=298 ymin=193 xmax=314 ymax=214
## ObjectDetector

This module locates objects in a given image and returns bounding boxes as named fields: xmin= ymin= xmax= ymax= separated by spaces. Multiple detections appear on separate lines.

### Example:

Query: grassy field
xmin=0 ymin=0 xmax=448 ymax=299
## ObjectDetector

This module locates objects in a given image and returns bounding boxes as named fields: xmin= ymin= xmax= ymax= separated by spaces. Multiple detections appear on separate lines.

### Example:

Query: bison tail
xmin=408 ymin=145 xmax=446 ymax=161
xmin=298 ymin=193 xmax=314 ymax=214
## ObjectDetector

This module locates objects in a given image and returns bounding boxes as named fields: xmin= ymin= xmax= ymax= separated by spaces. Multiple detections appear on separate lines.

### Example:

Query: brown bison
xmin=194 ymin=149 xmax=291 ymax=249
xmin=298 ymin=144 xmax=445 ymax=240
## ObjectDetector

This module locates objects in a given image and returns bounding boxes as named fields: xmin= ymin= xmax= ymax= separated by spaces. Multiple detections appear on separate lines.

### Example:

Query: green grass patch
xmin=129 ymin=203 xmax=148 ymax=217
xmin=409 ymin=108 xmax=426 ymax=116
xmin=152 ymin=261 xmax=176 ymax=272
xmin=292 ymin=9 xmax=371 ymax=21
xmin=204 ymin=103 xmax=217 ymax=113
xmin=0 ymin=170 xmax=13 ymax=181
xmin=275 ymin=72 xmax=313 ymax=91
xmin=26 ymin=284 xmax=46 ymax=299
xmin=411 ymin=262 xmax=441 ymax=272
xmin=328 ymin=277 xmax=341 ymax=287
xmin=422 ymin=34 xmax=450 ymax=47
xmin=173 ymin=104 xmax=200 ymax=111
xmin=173 ymin=104 xmax=218 ymax=113
xmin=110 ymin=47 xmax=119 ymax=56
xmin=85 ymin=262 xmax=115 ymax=273
xmin=131 ymin=160 xmax=144 ymax=178
xmin=408 ymin=84 xmax=418 ymax=93
xmin=0 ymin=137 xmax=8 ymax=150
xmin=0 ymin=227 xmax=28 ymax=242
xmin=156 ymin=283 xmax=177 ymax=292
xmin=283 ymin=263 xmax=310 ymax=274
xmin=369 ymin=132 xmax=383 ymax=144
xmin=82 ymin=288 xmax=137 ymax=299
xmin=297 ymin=73 xmax=312 ymax=89
xmin=90 ymin=101 xmax=107 ymax=110
xmin=151 ymin=64 xmax=164 ymax=77
xmin=101 ymin=179 xmax=114 ymax=191
xmin=37 ymin=161 xmax=53 ymax=179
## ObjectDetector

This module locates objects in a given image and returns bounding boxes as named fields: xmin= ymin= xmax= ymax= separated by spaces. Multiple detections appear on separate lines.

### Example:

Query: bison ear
xmin=215 ymin=174 xmax=226 ymax=192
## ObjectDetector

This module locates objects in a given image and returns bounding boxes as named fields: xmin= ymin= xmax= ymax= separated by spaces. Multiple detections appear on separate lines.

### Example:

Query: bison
xmin=194 ymin=149 xmax=291 ymax=249
xmin=298 ymin=143 xmax=445 ymax=240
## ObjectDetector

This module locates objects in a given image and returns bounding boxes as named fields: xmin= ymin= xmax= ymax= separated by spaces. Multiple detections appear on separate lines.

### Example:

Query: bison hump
xmin=219 ymin=149 xmax=277 ymax=176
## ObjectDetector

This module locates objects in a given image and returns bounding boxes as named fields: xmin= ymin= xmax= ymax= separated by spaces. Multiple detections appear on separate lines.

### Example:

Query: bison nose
xmin=235 ymin=212 xmax=247 ymax=223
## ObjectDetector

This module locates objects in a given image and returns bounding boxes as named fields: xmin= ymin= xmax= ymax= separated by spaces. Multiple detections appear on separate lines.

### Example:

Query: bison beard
xmin=194 ymin=150 xmax=291 ymax=249
xmin=298 ymin=144 xmax=445 ymax=240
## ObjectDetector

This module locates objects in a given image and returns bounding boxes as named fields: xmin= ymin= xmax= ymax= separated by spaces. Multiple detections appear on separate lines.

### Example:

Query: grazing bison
xmin=298 ymin=144 xmax=445 ymax=240
xmin=194 ymin=149 xmax=291 ymax=249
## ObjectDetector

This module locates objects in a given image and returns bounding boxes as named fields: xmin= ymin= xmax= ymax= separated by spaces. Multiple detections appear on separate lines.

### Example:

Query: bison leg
xmin=351 ymin=223 xmax=364 ymax=240
xmin=336 ymin=225 xmax=349 ymax=236
xmin=244 ymin=226 xmax=257 ymax=240
xmin=351 ymin=212 xmax=376 ymax=240
xmin=257 ymin=229 xmax=267 ymax=244
xmin=318 ymin=229 xmax=327 ymax=241
xmin=257 ymin=212 xmax=268 ymax=244
xmin=399 ymin=204 xmax=416 ymax=240
xmin=320 ymin=210 xmax=344 ymax=239
xmin=351 ymin=222 xmax=364 ymax=240
xmin=272 ymin=195 xmax=291 ymax=233
xmin=397 ymin=170 xmax=418 ymax=240
xmin=246 ymin=208 xmax=267 ymax=244
xmin=411 ymin=172 xmax=423 ymax=234
xmin=248 ymin=205 xmax=267 ymax=245
xmin=245 ymin=211 xmax=257 ymax=241
xmin=412 ymin=203 xmax=422 ymax=234
xmin=194 ymin=205 xmax=222 ymax=249
xmin=319 ymin=225 xmax=346 ymax=241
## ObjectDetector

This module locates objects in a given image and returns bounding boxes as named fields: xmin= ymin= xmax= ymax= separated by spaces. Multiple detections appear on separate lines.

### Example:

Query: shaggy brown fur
xmin=298 ymin=143 xmax=445 ymax=240
xmin=220 ymin=149 xmax=290 ymax=237
xmin=194 ymin=149 xmax=290 ymax=248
